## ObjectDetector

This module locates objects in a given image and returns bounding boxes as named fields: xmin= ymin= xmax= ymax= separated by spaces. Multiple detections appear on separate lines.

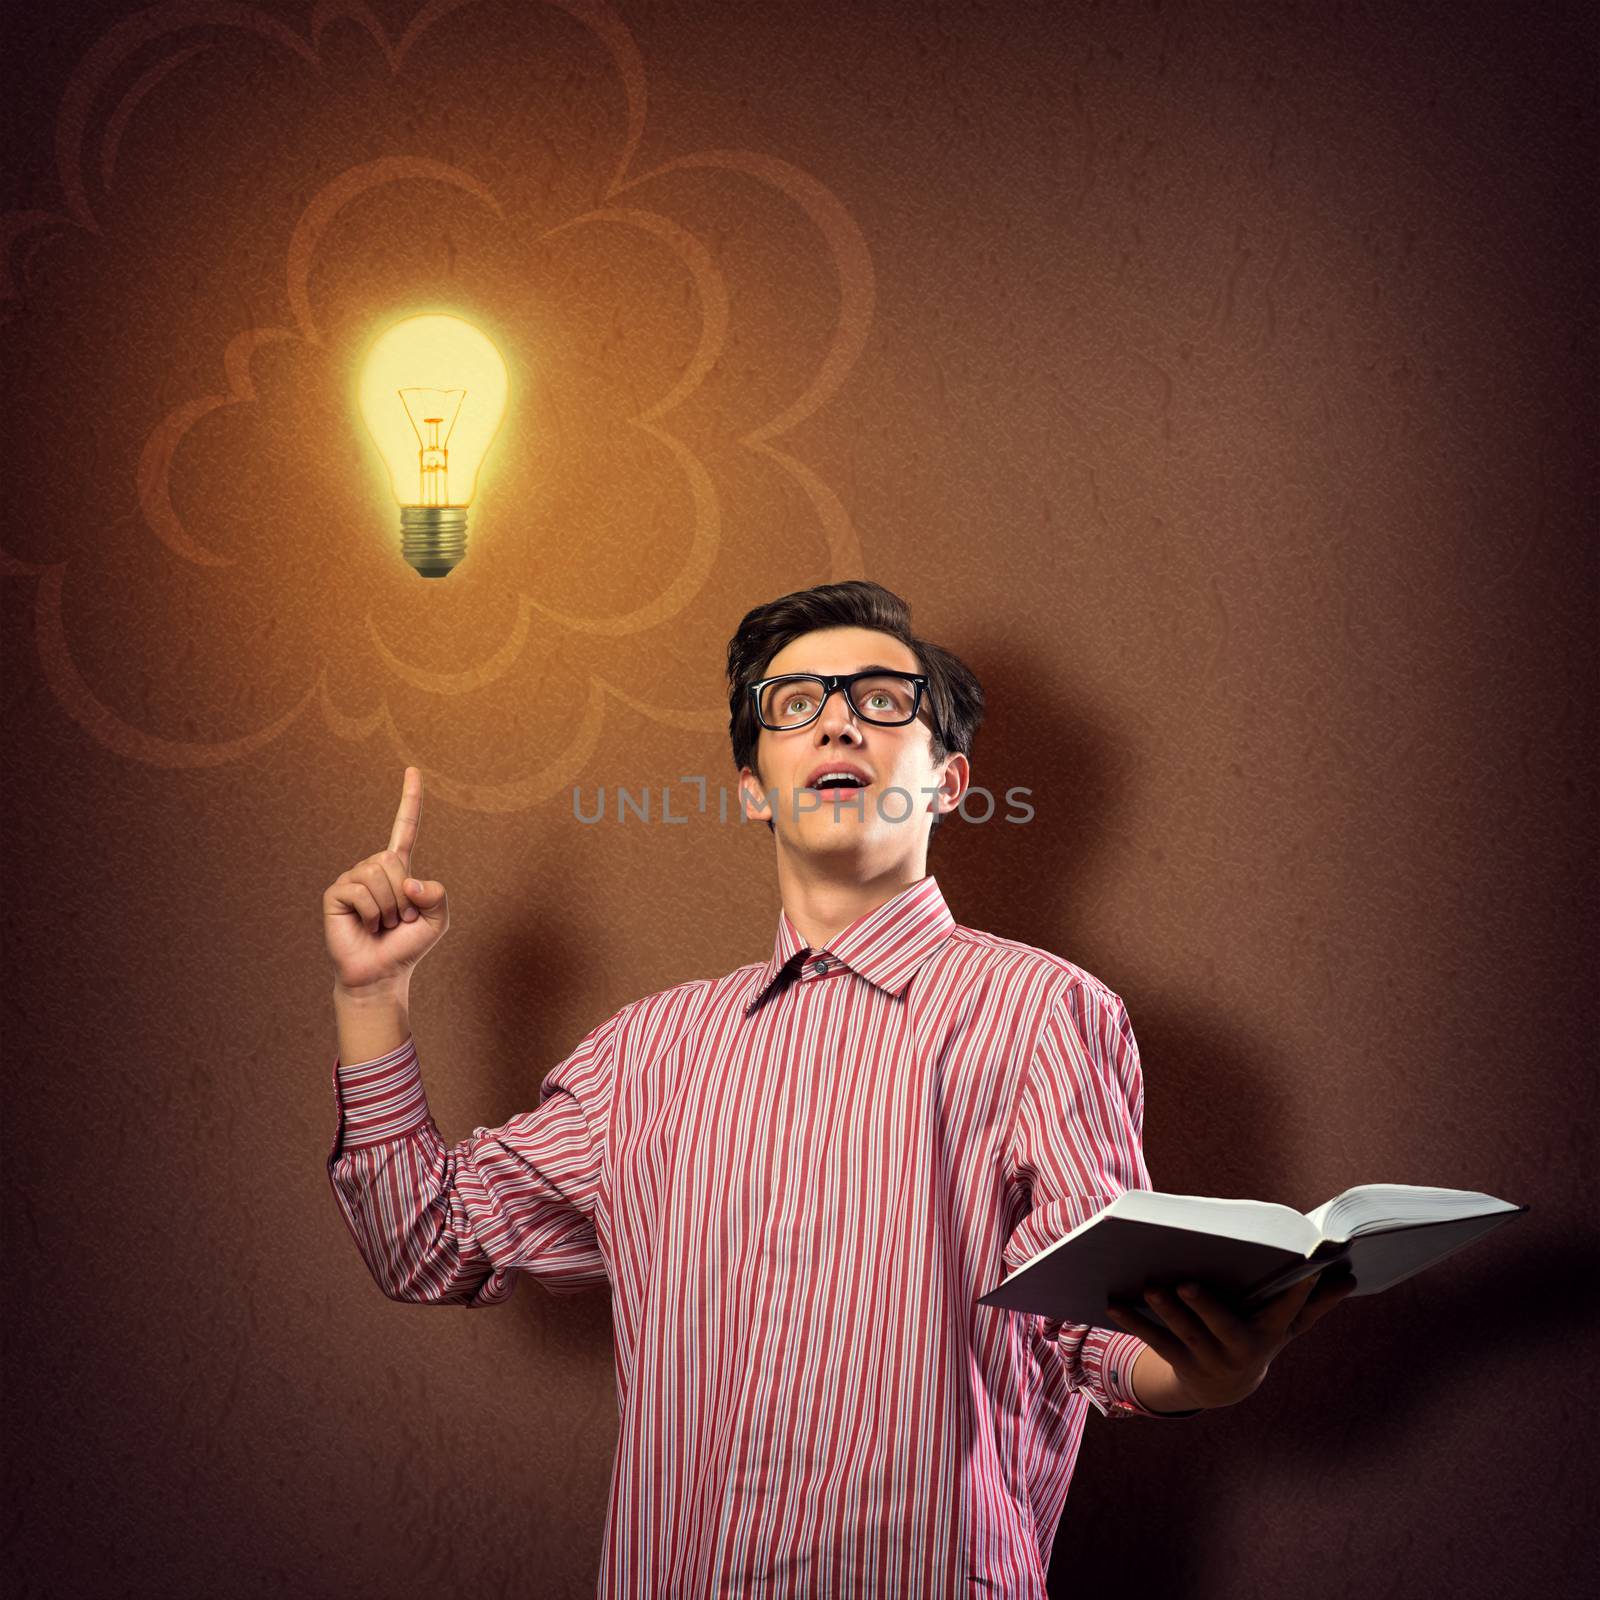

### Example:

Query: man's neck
xmin=774 ymin=851 xmax=931 ymax=951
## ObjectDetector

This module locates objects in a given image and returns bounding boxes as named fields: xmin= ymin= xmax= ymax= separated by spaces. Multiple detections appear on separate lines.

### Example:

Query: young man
xmin=323 ymin=580 xmax=1352 ymax=1598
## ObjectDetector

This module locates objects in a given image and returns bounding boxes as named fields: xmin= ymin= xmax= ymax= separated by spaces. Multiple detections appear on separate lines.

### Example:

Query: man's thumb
xmin=405 ymin=877 xmax=440 ymax=904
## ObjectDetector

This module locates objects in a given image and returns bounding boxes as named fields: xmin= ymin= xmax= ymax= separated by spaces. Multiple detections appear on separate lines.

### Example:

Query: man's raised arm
xmin=319 ymin=766 xmax=612 ymax=1307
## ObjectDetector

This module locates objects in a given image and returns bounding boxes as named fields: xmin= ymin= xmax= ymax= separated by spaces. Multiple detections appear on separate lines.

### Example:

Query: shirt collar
xmin=744 ymin=874 xmax=957 ymax=1016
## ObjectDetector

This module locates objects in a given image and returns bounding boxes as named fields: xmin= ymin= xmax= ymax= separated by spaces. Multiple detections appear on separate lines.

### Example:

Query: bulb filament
xmin=419 ymin=415 xmax=448 ymax=506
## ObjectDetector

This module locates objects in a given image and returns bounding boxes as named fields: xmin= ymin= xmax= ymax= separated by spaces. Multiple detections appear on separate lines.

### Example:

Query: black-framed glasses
xmin=749 ymin=671 xmax=930 ymax=731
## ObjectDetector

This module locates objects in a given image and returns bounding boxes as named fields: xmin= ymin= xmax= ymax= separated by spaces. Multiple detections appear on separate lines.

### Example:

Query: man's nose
xmin=815 ymin=689 xmax=865 ymax=740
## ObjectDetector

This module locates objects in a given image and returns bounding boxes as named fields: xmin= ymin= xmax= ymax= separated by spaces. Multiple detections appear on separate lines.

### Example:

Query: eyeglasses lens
xmin=759 ymin=675 xmax=918 ymax=728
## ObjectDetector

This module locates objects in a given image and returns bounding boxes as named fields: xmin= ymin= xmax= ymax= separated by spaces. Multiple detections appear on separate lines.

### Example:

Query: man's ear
xmin=738 ymin=767 xmax=773 ymax=820
xmin=935 ymin=752 xmax=970 ymax=814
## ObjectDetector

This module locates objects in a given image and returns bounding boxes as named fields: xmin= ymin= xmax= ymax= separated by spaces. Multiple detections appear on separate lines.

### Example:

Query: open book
xmin=977 ymin=1183 xmax=1527 ymax=1332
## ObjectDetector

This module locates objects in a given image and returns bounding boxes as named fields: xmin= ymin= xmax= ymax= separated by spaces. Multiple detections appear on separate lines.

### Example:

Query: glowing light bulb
xmin=357 ymin=312 xmax=508 ymax=578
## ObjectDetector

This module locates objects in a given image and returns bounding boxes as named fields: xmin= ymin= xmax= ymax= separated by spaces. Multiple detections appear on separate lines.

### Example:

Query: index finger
xmin=388 ymin=766 xmax=422 ymax=863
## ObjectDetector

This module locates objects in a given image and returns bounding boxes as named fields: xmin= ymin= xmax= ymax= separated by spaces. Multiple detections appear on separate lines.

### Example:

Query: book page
xmin=1305 ymin=1183 xmax=1521 ymax=1240
xmin=1098 ymin=1190 xmax=1321 ymax=1255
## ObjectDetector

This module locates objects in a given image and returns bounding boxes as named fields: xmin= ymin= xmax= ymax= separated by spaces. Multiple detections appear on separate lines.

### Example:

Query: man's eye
xmin=785 ymin=697 xmax=813 ymax=714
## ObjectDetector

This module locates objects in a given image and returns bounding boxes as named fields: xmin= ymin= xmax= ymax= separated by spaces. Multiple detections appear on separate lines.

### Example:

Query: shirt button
xmin=814 ymin=956 xmax=831 ymax=973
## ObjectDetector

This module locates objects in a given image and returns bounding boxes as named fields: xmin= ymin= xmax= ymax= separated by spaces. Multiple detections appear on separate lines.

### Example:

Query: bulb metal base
xmin=400 ymin=506 xmax=469 ymax=578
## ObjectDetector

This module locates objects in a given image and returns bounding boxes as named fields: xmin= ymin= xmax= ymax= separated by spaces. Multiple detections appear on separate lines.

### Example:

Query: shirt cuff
xmin=330 ymin=1035 xmax=432 ymax=1153
xmin=1083 ymin=1326 xmax=1199 ymax=1420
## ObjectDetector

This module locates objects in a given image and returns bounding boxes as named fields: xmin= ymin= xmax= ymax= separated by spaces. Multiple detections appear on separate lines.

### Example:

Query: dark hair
xmin=726 ymin=580 xmax=985 ymax=840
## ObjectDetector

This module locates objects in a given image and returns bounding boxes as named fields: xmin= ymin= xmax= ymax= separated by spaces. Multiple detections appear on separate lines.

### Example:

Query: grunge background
xmin=2 ymin=1 xmax=1594 ymax=1595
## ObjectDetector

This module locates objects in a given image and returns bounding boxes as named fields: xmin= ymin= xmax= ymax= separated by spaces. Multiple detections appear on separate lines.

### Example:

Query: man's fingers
xmin=1249 ymin=1272 xmax=1319 ymax=1339
xmin=1105 ymin=1302 xmax=1180 ymax=1365
xmin=1312 ymin=1271 xmax=1358 ymax=1315
xmin=1285 ymin=1270 xmax=1355 ymax=1338
xmin=1163 ymin=1282 xmax=1248 ymax=1352
xmin=388 ymin=766 xmax=423 ymax=864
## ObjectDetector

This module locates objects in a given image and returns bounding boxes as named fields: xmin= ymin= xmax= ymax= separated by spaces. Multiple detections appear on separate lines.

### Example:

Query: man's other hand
xmin=1105 ymin=1267 xmax=1357 ymax=1410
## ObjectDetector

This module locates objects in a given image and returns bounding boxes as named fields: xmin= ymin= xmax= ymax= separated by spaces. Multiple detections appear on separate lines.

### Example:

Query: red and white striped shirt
xmin=327 ymin=873 xmax=1192 ymax=1599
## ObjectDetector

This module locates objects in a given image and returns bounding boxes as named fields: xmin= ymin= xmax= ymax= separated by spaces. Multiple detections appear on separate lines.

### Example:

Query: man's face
xmin=738 ymin=626 xmax=969 ymax=861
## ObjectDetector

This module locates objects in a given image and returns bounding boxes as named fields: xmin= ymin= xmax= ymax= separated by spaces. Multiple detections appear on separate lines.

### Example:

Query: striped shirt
xmin=326 ymin=873 xmax=1193 ymax=1599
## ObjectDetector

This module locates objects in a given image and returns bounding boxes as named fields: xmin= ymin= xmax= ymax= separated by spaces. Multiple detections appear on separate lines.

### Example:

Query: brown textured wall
xmin=3 ymin=1 xmax=1594 ymax=1596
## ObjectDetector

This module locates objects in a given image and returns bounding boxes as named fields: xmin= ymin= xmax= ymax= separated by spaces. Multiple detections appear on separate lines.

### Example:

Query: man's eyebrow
xmin=776 ymin=662 xmax=913 ymax=676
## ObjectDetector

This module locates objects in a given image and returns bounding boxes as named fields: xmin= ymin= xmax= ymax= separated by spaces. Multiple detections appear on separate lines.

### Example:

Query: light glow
xmin=357 ymin=313 xmax=508 ymax=508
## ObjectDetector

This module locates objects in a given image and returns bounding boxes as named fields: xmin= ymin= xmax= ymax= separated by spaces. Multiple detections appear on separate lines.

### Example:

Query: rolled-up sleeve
xmin=326 ymin=1010 xmax=620 ymax=1307
xmin=1002 ymin=982 xmax=1189 ymax=1419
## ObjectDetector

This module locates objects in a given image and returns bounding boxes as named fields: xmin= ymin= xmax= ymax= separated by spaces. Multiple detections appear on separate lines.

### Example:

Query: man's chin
xmin=779 ymin=816 xmax=873 ymax=847
xmin=802 ymin=807 xmax=874 ymax=831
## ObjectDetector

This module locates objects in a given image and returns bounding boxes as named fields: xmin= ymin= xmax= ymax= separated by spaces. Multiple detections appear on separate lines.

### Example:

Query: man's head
xmin=726 ymin=580 xmax=985 ymax=866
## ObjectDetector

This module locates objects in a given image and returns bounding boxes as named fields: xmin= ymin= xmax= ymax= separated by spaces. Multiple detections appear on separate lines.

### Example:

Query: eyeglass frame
xmin=748 ymin=670 xmax=934 ymax=733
